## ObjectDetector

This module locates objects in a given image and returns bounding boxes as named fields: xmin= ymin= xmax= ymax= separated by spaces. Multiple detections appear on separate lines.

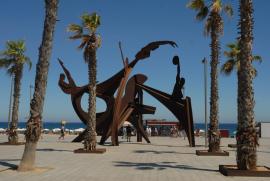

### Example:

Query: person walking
xmin=148 ymin=127 xmax=152 ymax=137
xmin=126 ymin=125 xmax=132 ymax=142
xmin=122 ymin=126 xmax=127 ymax=139
xmin=58 ymin=123 xmax=65 ymax=140
xmin=154 ymin=127 xmax=158 ymax=136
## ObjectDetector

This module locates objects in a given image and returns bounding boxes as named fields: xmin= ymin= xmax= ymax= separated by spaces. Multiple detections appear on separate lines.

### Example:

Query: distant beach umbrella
xmin=74 ymin=128 xmax=84 ymax=133
xmin=52 ymin=128 xmax=61 ymax=133
xmin=123 ymin=121 xmax=132 ymax=127
xmin=0 ymin=128 xmax=6 ymax=133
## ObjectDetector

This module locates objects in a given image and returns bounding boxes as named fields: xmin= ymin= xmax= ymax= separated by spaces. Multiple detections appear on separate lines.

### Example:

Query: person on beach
xmin=58 ymin=124 xmax=65 ymax=140
xmin=126 ymin=125 xmax=132 ymax=142
xmin=180 ymin=129 xmax=186 ymax=140
xmin=154 ymin=127 xmax=158 ymax=136
xmin=122 ymin=126 xmax=127 ymax=139
xmin=148 ymin=127 xmax=152 ymax=137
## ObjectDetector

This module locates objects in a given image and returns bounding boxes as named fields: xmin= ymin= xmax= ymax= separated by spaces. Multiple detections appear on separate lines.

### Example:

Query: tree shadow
xmin=114 ymin=161 xmax=218 ymax=172
xmin=133 ymin=150 xmax=194 ymax=155
xmin=0 ymin=161 xmax=18 ymax=170
xmin=124 ymin=142 xmax=189 ymax=148
xmin=36 ymin=148 xmax=72 ymax=152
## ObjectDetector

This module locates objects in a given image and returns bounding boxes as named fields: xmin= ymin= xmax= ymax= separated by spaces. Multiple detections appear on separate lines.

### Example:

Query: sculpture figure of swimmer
xmin=171 ymin=55 xmax=185 ymax=102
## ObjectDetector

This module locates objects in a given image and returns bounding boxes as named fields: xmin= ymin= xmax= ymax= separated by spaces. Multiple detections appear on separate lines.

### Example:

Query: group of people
xmin=58 ymin=121 xmax=186 ymax=142
xmin=146 ymin=126 xmax=158 ymax=136
xmin=170 ymin=126 xmax=179 ymax=137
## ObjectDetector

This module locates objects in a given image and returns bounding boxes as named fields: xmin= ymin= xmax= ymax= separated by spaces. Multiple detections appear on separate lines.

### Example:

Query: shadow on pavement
xmin=0 ymin=161 xmax=17 ymax=170
xmin=114 ymin=161 xmax=218 ymax=172
xmin=36 ymin=148 xmax=72 ymax=152
xmin=133 ymin=149 xmax=195 ymax=155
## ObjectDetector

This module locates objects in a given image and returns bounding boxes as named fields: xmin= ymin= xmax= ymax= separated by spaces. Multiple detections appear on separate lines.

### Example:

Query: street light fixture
xmin=202 ymin=58 xmax=208 ymax=147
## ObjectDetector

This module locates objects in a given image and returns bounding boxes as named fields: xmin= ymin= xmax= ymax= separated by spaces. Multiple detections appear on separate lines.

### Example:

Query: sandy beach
xmin=0 ymin=134 xmax=269 ymax=181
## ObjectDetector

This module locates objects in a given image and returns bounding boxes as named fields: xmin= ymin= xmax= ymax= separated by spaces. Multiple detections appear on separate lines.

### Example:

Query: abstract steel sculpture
xmin=58 ymin=41 xmax=195 ymax=147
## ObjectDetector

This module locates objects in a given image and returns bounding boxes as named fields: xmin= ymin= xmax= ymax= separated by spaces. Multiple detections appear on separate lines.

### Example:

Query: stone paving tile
xmin=0 ymin=134 xmax=269 ymax=181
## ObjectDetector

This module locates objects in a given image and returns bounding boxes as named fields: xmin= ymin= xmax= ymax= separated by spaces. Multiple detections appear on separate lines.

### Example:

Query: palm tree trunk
xmin=8 ymin=66 xmax=23 ymax=144
xmin=18 ymin=0 xmax=58 ymax=171
xmin=84 ymin=36 xmax=97 ymax=151
xmin=208 ymin=12 xmax=222 ymax=152
xmin=236 ymin=0 xmax=257 ymax=170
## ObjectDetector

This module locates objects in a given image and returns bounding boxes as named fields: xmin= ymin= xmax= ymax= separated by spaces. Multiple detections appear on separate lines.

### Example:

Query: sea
xmin=0 ymin=122 xmax=237 ymax=136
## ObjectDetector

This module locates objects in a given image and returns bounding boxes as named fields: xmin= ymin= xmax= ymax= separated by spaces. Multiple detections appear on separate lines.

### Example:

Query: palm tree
xmin=67 ymin=12 xmax=101 ymax=151
xmin=187 ymin=0 xmax=233 ymax=152
xmin=18 ymin=0 xmax=58 ymax=171
xmin=0 ymin=40 xmax=32 ymax=144
xmin=237 ymin=0 xmax=258 ymax=170
xmin=221 ymin=40 xmax=262 ymax=77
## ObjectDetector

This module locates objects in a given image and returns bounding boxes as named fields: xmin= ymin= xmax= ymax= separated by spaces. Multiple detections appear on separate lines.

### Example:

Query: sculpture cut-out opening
xmin=81 ymin=93 xmax=107 ymax=113
xmin=96 ymin=98 xmax=107 ymax=113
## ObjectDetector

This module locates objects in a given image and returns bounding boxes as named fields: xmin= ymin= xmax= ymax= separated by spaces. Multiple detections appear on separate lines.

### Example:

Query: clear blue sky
xmin=0 ymin=0 xmax=269 ymax=123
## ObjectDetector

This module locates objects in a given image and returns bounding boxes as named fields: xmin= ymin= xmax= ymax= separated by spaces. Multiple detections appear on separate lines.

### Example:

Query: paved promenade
xmin=0 ymin=134 xmax=269 ymax=181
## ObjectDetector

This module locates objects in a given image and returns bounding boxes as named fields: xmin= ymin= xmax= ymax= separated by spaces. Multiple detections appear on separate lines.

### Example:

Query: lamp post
xmin=7 ymin=76 xmax=14 ymax=129
xmin=202 ymin=58 xmax=208 ymax=147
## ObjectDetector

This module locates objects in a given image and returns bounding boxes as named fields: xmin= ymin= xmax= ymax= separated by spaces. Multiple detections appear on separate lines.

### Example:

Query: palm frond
xmin=77 ymin=35 xmax=91 ymax=49
xmin=16 ymin=40 xmax=26 ymax=51
xmin=0 ymin=58 xmax=14 ymax=68
xmin=0 ymin=40 xmax=31 ymax=73
xmin=187 ymin=0 xmax=205 ymax=10
xmin=2 ymin=40 xmax=26 ymax=61
xmin=6 ymin=65 xmax=16 ymax=76
xmin=226 ymin=42 xmax=237 ymax=49
xmin=5 ymin=40 xmax=26 ymax=57
xmin=69 ymin=34 xmax=83 ymax=40
xmin=251 ymin=66 xmax=258 ymax=77
xmin=81 ymin=12 xmax=100 ymax=33
xmin=196 ymin=6 xmax=209 ymax=21
xmin=204 ymin=17 xmax=212 ymax=36
xmin=223 ymin=50 xmax=231 ymax=58
xmin=211 ymin=0 xmax=222 ymax=13
xmin=220 ymin=59 xmax=235 ymax=75
xmin=224 ymin=41 xmax=240 ymax=59
xmin=67 ymin=24 xmax=83 ymax=34
xmin=252 ymin=55 xmax=262 ymax=63
xmin=224 ymin=49 xmax=239 ymax=58
xmin=223 ymin=4 xmax=233 ymax=17
xmin=96 ymin=35 xmax=102 ymax=48
xmin=24 ymin=57 xmax=32 ymax=71
xmin=78 ymin=40 xmax=88 ymax=50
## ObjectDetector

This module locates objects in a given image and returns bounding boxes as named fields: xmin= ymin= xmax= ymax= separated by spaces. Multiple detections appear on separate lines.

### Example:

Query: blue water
xmin=194 ymin=123 xmax=237 ymax=137
xmin=0 ymin=122 xmax=85 ymax=130
xmin=0 ymin=122 xmax=237 ymax=136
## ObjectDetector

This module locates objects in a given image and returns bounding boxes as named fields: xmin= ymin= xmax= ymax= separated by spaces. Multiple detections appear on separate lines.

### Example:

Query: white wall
xmin=261 ymin=122 xmax=270 ymax=138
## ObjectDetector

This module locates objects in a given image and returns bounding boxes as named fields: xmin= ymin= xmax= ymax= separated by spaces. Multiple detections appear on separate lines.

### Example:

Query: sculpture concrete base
xmin=219 ymin=165 xmax=270 ymax=177
xmin=196 ymin=150 xmax=229 ymax=156
xmin=74 ymin=148 xmax=106 ymax=154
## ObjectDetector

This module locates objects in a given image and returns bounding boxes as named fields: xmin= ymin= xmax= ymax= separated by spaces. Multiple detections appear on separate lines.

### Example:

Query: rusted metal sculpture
xmin=58 ymin=41 xmax=195 ymax=147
